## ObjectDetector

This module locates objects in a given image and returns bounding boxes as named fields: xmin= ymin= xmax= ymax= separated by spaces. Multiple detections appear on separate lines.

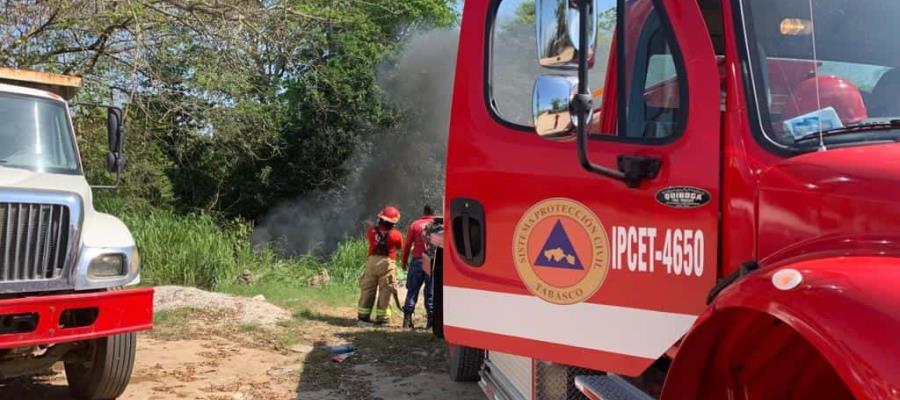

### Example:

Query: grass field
xmin=220 ymin=282 xmax=359 ymax=313
xmin=96 ymin=195 xmax=401 ymax=296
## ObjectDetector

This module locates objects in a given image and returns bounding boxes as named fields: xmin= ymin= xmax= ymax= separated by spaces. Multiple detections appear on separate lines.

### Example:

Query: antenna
xmin=807 ymin=0 xmax=826 ymax=151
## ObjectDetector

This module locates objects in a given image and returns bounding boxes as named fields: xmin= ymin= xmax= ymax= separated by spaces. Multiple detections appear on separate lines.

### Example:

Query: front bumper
xmin=0 ymin=288 xmax=153 ymax=349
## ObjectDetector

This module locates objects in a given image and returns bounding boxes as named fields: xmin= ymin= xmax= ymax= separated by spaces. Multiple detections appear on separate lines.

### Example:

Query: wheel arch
xmin=662 ymin=256 xmax=900 ymax=399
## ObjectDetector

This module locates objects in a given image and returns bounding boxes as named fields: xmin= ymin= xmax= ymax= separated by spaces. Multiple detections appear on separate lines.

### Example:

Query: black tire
xmin=447 ymin=343 xmax=484 ymax=382
xmin=431 ymin=249 xmax=444 ymax=338
xmin=65 ymin=332 xmax=137 ymax=400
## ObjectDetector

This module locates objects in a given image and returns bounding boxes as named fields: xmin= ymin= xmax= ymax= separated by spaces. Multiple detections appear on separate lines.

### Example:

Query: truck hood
xmin=0 ymin=166 xmax=134 ymax=248
xmin=0 ymin=166 xmax=92 ymax=204
xmin=757 ymin=143 xmax=900 ymax=263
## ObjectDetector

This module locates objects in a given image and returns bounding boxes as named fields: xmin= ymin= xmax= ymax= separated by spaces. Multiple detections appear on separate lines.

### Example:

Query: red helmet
xmin=787 ymin=75 xmax=867 ymax=125
xmin=378 ymin=206 xmax=400 ymax=224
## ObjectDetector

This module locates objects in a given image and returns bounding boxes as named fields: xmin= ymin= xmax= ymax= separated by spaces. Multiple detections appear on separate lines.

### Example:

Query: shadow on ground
xmin=0 ymin=374 xmax=72 ymax=400
xmin=0 ymin=293 xmax=482 ymax=400
xmin=295 ymin=310 xmax=482 ymax=400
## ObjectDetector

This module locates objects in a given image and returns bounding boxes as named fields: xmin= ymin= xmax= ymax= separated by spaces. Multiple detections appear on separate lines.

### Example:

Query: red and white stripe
xmin=444 ymin=286 xmax=697 ymax=360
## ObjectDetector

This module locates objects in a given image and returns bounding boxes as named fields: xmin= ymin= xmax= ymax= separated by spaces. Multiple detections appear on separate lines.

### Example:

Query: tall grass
xmin=95 ymin=196 xmax=372 ymax=290
xmin=328 ymin=238 xmax=372 ymax=283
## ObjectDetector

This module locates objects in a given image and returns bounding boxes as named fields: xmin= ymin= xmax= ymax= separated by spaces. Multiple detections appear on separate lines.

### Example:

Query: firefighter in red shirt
xmin=401 ymin=205 xmax=435 ymax=329
xmin=358 ymin=206 xmax=404 ymax=325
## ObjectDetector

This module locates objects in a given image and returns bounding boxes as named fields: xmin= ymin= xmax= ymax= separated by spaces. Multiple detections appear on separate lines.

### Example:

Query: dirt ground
xmin=0 ymin=287 xmax=483 ymax=400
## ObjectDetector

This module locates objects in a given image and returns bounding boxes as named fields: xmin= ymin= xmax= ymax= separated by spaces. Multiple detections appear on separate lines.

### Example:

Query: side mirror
xmin=532 ymin=75 xmax=578 ymax=140
xmin=534 ymin=0 xmax=645 ymax=186
xmin=105 ymin=107 xmax=124 ymax=174
xmin=536 ymin=0 xmax=598 ymax=68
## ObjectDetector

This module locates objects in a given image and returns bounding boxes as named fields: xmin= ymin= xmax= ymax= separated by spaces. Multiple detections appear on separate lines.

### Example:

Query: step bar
xmin=574 ymin=374 xmax=655 ymax=400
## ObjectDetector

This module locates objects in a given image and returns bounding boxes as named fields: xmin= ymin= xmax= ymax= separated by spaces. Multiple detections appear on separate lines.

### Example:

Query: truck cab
xmin=440 ymin=0 xmax=900 ymax=398
xmin=0 ymin=68 xmax=153 ymax=400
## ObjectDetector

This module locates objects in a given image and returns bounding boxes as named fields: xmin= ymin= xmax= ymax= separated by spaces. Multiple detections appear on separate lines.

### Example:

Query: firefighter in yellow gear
xmin=358 ymin=206 xmax=403 ymax=325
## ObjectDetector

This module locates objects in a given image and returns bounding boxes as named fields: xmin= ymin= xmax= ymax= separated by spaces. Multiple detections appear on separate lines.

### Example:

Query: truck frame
xmin=0 ymin=68 xmax=153 ymax=400
xmin=437 ymin=0 xmax=900 ymax=399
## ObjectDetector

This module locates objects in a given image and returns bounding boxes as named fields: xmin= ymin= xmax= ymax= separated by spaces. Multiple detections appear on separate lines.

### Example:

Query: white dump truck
xmin=0 ymin=68 xmax=153 ymax=399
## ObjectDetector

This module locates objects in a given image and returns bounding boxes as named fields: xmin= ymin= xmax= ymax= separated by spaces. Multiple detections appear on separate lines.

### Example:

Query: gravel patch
xmin=154 ymin=285 xmax=291 ymax=328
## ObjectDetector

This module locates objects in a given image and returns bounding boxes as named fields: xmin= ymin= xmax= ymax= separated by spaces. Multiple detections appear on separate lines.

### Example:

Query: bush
xmin=246 ymin=238 xmax=373 ymax=287
xmin=95 ymin=196 xmax=373 ymax=289
xmin=328 ymin=239 xmax=371 ymax=284
xmin=118 ymin=208 xmax=251 ymax=289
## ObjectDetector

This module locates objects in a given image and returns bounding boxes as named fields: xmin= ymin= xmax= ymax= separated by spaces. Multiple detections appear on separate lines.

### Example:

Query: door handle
xmin=450 ymin=198 xmax=486 ymax=267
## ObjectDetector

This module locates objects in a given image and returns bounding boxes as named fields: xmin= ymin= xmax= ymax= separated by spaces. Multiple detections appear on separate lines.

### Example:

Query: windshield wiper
xmin=797 ymin=119 xmax=900 ymax=142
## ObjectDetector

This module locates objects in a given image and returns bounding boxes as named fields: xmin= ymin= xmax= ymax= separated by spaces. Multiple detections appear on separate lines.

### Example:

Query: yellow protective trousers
xmin=357 ymin=255 xmax=397 ymax=321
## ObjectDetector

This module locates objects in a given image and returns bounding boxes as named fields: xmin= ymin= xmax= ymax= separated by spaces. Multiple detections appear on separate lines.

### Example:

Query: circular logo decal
xmin=513 ymin=198 xmax=610 ymax=305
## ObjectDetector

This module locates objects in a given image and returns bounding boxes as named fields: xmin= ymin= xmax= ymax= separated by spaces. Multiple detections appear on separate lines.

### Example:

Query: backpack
xmin=373 ymin=227 xmax=390 ymax=256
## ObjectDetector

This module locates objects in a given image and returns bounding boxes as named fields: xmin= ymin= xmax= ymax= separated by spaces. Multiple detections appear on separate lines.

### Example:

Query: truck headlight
xmin=88 ymin=254 xmax=126 ymax=278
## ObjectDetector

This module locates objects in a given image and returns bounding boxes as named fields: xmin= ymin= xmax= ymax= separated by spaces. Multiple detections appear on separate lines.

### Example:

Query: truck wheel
xmin=447 ymin=343 xmax=484 ymax=382
xmin=65 ymin=332 xmax=137 ymax=400
xmin=431 ymin=258 xmax=444 ymax=338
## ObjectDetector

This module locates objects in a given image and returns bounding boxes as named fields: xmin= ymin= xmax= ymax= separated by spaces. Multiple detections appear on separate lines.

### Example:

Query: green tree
xmin=2 ymin=0 xmax=456 ymax=221
xmin=514 ymin=1 xmax=536 ymax=25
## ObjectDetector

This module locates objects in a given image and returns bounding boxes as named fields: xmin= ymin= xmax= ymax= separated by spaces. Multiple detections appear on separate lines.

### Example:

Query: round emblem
xmin=513 ymin=198 xmax=610 ymax=305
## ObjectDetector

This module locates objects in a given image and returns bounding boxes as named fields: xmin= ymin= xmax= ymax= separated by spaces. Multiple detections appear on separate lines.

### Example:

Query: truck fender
xmin=662 ymin=256 xmax=900 ymax=400
xmin=81 ymin=211 xmax=136 ymax=248
xmin=72 ymin=211 xmax=140 ymax=289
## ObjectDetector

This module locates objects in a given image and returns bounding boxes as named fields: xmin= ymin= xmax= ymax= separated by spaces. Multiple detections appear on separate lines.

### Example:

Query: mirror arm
xmin=574 ymin=0 xmax=628 ymax=184
xmin=90 ymin=168 xmax=122 ymax=190
xmin=95 ymin=146 xmax=124 ymax=190
xmin=574 ymin=95 xmax=626 ymax=182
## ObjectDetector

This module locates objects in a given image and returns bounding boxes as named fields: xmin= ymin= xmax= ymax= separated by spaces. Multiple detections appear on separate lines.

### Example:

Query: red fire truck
xmin=436 ymin=0 xmax=900 ymax=398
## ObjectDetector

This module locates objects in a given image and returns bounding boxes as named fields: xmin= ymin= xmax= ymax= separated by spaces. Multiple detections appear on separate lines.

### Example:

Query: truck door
xmin=443 ymin=0 xmax=720 ymax=376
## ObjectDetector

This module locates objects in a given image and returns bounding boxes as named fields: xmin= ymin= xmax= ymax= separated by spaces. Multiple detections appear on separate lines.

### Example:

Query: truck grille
xmin=0 ymin=203 xmax=70 ymax=281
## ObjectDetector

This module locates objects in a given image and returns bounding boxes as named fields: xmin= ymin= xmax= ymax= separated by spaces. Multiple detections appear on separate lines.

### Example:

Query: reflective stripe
xmin=444 ymin=286 xmax=696 ymax=359
xmin=374 ymin=308 xmax=392 ymax=317
xmin=358 ymin=307 xmax=372 ymax=314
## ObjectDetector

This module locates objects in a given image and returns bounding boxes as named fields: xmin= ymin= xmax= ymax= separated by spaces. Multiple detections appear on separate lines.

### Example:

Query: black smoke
xmin=251 ymin=28 xmax=459 ymax=256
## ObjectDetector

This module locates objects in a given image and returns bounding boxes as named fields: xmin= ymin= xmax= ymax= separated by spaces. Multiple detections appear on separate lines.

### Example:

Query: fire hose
xmin=390 ymin=282 xmax=403 ymax=312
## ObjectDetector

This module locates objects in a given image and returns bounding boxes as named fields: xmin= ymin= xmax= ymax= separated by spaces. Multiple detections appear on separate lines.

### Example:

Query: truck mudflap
xmin=0 ymin=288 xmax=153 ymax=349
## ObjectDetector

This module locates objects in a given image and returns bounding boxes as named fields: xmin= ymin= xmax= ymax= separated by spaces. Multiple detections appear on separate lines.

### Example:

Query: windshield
xmin=0 ymin=93 xmax=80 ymax=174
xmin=741 ymin=0 xmax=900 ymax=148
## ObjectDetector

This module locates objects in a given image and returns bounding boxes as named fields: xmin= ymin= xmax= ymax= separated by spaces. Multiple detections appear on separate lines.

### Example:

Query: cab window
xmin=623 ymin=5 xmax=685 ymax=140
